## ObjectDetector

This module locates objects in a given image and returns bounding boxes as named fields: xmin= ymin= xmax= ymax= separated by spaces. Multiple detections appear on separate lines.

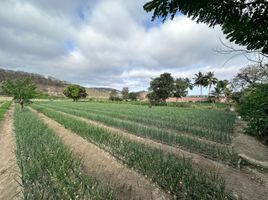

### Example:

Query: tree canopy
xmin=174 ymin=78 xmax=193 ymax=99
xmin=121 ymin=87 xmax=129 ymax=100
xmin=109 ymin=89 xmax=121 ymax=101
xmin=1 ymin=78 xmax=37 ymax=109
xmin=129 ymin=92 xmax=138 ymax=101
xmin=63 ymin=85 xmax=87 ymax=101
xmin=232 ymin=63 xmax=268 ymax=90
xmin=148 ymin=72 xmax=174 ymax=102
xmin=144 ymin=0 xmax=268 ymax=55
xmin=211 ymin=80 xmax=231 ymax=99
xmin=193 ymin=72 xmax=208 ymax=96
xmin=237 ymin=83 xmax=268 ymax=141
xmin=206 ymin=72 xmax=218 ymax=96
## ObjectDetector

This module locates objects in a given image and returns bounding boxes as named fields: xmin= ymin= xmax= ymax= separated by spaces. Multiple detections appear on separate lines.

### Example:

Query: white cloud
xmin=0 ymin=0 xmax=251 ymax=94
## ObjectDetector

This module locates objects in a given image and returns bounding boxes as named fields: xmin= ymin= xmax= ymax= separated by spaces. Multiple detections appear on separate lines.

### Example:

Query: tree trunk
xmin=200 ymin=86 xmax=202 ymax=103
xmin=208 ymin=85 xmax=211 ymax=97
xmin=20 ymin=101 xmax=24 ymax=111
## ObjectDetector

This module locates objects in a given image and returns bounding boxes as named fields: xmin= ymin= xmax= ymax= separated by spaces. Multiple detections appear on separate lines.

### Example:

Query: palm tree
xmin=217 ymin=80 xmax=231 ymax=99
xmin=206 ymin=72 xmax=218 ymax=96
xmin=211 ymin=85 xmax=223 ymax=99
xmin=194 ymin=72 xmax=208 ymax=97
xmin=211 ymin=80 xmax=231 ymax=102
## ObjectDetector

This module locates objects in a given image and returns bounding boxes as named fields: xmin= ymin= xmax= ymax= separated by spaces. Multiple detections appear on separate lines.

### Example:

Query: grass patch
xmin=0 ymin=101 xmax=11 ymax=121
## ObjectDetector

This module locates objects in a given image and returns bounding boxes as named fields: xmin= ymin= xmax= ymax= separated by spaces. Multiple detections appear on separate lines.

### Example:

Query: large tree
xmin=144 ymin=0 xmax=268 ymax=55
xmin=63 ymin=85 xmax=87 ymax=101
xmin=173 ymin=78 xmax=193 ymax=101
xmin=1 ymin=78 xmax=37 ymax=110
xmin=232 ymin=63 xmax=268 ymax=90
xmin=148 ymin=72 xmax=174 ymax=103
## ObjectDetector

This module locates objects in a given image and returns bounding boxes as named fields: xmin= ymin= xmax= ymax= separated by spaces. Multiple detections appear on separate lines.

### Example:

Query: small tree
xmin=129 ymin=92 xmax=138 ymax=101
xmin=149 ymin=73 xmax=174 ymax=103
xmin=173 ymin=78 xmax=193 ymax=101
xmin=63 ymin=84 xmax=87 ymax=101
xmin=237 ymin=84 xmax=268 ymax=142
xmin=218 ymin=80 xmax=231 ymax=98
xmin=121 ymin=87 xmax=129 ymax=101
xmin=211 ymin=80 xmax=232 ymax=102
xmin=1 ymin=78 xmax=37 ymax=110
xmin=147 ymin=92 xmax=160 ymax=107
xmin=109 ymin=89 xmax=121 ymax=101
xmin=210 ymin=85 xmax=223 ymax=101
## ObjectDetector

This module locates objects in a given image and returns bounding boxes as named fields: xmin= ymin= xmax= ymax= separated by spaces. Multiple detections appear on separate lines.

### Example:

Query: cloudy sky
xmin=0 ymin=0 xmax=253 ymax=94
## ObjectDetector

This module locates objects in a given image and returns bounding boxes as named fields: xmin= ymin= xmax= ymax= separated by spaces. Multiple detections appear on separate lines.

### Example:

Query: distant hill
xmin=90 ymin=87 xmax=119 ymax=93
xmin=86 ymin=88 xmax=111 ymax=99
xmin=0 ymin=68 xmax=114 ymax=98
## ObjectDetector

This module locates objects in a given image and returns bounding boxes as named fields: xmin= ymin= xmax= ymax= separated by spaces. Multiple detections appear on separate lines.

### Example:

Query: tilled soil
xmin=51 ymin=109 xmax=268 ymax=200
xmin=30 ymin=107 xmax=170 ymax=200
xmin=0 ymin=106 xmax=22 ymax=200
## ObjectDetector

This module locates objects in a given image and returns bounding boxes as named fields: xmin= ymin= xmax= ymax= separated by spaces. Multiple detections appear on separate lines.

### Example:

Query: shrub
xmin=237 ymin=84 xmax=268 ymax=142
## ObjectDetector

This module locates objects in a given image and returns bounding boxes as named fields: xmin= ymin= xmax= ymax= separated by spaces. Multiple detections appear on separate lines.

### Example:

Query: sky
xmin=0 ymin=0 xmax=254 ymax=95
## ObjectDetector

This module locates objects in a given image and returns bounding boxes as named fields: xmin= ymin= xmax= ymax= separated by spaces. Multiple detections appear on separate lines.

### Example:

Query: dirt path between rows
xmin=30 ymin=108 xmax=170 ymax=200
xmin=0 ymin=106 xmax=22 ymax=200
xmin=48 ymin=109 xmax=268 ymax=200
xmin=233 ymin=119 xmax=268 ymax=169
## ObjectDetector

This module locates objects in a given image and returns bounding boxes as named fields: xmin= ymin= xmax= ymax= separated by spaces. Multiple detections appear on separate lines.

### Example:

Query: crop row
xmin=31 ymin=104 xmax=233 ymax=199
xmin=0 ymin=101 xmax=11 ymax=121
xmin=84 ymin=99 xmax=229 ymax=110
xmin=34 ymin=103 xmax=238 ymax=165
xmin=42 ymin=102 xmax=232 ymax=144
xmin=13 ymin=106 xmax=114 ymax=199
xmin=41 ymin=101 xmax=236 ymax=133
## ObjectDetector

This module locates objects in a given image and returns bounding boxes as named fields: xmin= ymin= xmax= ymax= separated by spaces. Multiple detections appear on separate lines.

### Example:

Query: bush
xmin=109 ymin=96 xmax=122 ymax=101
xmin=237 ymin=84 xmax=268 ymax=142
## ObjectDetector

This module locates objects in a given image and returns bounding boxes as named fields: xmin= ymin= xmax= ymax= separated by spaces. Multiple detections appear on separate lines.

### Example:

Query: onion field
xmin=2 ymin=101 xmax=266 ymax=199
xmin=14 ymin=106 xmax=114 ymax=199
xmin=32 ymin=102 xmax=238 ymax=165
